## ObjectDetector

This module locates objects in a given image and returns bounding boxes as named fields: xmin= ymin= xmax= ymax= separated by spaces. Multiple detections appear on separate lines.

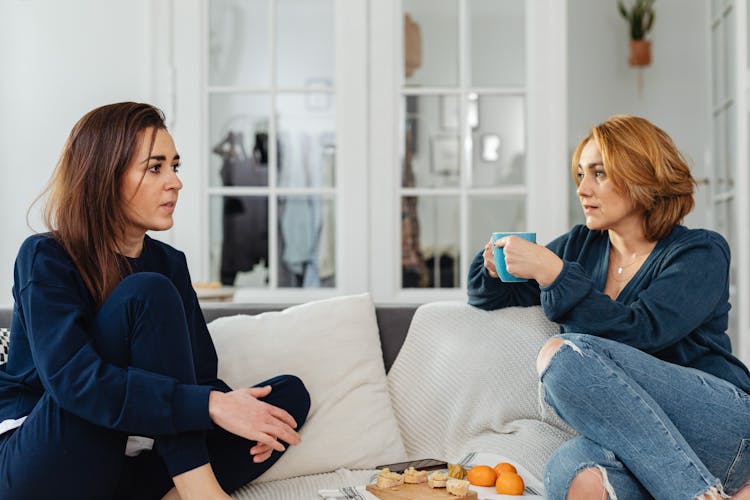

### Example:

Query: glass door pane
xmin=276 ymin=93 xmax=336 ymax=188
xmin=468 ymin=0 xmax=525 ymax=86
xmin=209 ymin=94 xmax=271 ymax=187
xmin=209 ymin=0 xmax=271 ymax=87
xmin=277 ymin=0 xmax=335 ymax=87
xmin=402 ymin=94 xmax=460 ymax=188
xmin=469 ymin=196 xmax=526 ymax=251
xmin=278 ymin=196 xmax=335 ymax=287
xmin=469 ymin=94 xmax=525 ymax=187
xmin=402 ymin=195 xmax=460 ymax=288
xmin=209 ymin=194 xmax=270 ymax=287
xmin=402 ymin=0 xmax=459 ymax=87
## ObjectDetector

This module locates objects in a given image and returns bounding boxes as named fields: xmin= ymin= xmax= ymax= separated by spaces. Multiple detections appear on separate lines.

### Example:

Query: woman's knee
xmin=545 ymin=446 xmax=605 ymax=500
xmin=260 ymin=375 xmax=311 ymax=427
xmin=94 ymin=272 xmax=190 ymax=369
xmin=567 ymin=467 xmax=606 ymax=500
xmin=110 ymin=272 xmax=182 ymax=305
xmin=537 ymin=337 xmax=566 ymax=376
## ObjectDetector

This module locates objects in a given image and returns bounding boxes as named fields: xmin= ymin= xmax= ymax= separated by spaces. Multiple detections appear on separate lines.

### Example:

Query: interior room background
xmin=1 ymin=0 xmax=748 ymax=362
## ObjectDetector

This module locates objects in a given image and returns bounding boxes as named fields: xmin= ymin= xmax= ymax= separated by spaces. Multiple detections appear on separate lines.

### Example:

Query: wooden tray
xmin=366 ymin=482 xmax=478 ymax=499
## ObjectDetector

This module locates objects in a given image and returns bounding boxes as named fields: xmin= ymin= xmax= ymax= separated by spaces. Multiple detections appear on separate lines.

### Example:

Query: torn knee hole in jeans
xmin=568 ymin=465 xmax=617 ymax=500
xmin=538 ymin=339 xmax=584 ymax=380
xmin=694 ymin=483 xmax=729 ymax=499
xmin=562 ymin=339 xmax=583 ymax=355
xmin=594 ymin=465 xmax=617 ymax=500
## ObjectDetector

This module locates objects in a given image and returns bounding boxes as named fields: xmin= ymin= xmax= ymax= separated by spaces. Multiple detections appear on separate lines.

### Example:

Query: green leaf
xmin=618 ymin=0 xmax=655 ymax=40
xmin=618 ymin=1 xmax=629 ymax=19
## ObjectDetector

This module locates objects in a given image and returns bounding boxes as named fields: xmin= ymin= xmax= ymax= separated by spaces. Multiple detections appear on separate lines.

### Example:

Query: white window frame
xmin=170 ymin=0 xmax=368 ymax=303
xmin=368 ymin=0 xmax=568 ymax=304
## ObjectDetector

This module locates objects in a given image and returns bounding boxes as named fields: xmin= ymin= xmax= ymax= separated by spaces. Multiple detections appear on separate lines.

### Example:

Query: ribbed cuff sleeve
xmin=540 ymin=261 xmax=593 ymax=321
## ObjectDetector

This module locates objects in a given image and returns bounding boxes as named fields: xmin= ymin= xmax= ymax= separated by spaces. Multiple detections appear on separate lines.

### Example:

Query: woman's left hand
xmin=208 ymin=385 xmax=301 ymax=464
xmin=494 ymin=235 xmax=563 ymax=286
xmin=245 ymin=385 xmax=281 ymax=463
xmin=249 ymin=442 xmax=274 ymax=463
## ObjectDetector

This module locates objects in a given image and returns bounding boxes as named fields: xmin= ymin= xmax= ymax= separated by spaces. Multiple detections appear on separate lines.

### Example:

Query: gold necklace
xmin=610 ymin=251 xmax=648 ymax=275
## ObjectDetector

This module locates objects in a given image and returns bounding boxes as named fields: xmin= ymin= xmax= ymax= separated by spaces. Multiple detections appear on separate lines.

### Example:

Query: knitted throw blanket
xmin=387 ymin=302 xmax=576 ymax=484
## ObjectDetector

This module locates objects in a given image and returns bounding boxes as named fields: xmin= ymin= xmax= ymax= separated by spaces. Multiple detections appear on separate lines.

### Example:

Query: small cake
xmin=428 ymin=470 xmax=449 ymax=488
xmin=376 ymin=468 xmax=404 ymax=488
xmin=403 ymin=466 xmax=428 ymax=484
xmin=447 ymin=463 xmax=467 ymax=480
xmin=446 ymin=478 xmax=470 ymax=496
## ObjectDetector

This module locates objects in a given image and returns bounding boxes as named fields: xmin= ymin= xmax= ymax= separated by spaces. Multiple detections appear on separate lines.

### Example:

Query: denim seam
xmin=724 ymin=438 xmax=750 ymax=491
xmin=539 ymin=340 xmax=585 ymax=419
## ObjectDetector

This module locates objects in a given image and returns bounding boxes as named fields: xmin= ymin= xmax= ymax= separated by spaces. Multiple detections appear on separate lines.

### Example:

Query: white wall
xmin=0 ymin=0 xmax=156 ymax=306
xmin=0 ymin=0 xmax=715 ymax=307
xmin=567 ymin=0 xmax=709 ymax=229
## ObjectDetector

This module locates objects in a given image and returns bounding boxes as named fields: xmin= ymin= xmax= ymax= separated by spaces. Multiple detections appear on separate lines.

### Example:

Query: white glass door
xmin=707 ymin=0 xmax=750 ymax=363
xmin=171 ymin=0 xmax=368 ymax=303
xmin=369 ymin=0 xmax=567 ymax=302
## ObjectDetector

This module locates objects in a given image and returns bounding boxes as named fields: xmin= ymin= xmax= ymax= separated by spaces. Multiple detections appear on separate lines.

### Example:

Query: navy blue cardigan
xmin=0 ymin=234 xmax=222 ymax=434
xmin=468 ymin=224 xmax=750 ymax=394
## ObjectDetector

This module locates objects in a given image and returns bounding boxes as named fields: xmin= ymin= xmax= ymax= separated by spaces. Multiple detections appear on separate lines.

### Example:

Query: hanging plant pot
xmin=629 ymin=39 xmax=651 ymax=66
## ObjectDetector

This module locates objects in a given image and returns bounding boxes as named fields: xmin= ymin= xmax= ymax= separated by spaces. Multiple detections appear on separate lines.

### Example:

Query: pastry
xmin=428 ymin=470 xmax=449 ymax=488
xmin=403 ymin=466 xmax=428 ymax=484
xmin=375 ymin=468 xmax=404 ymax=488
xmin=446 ymin=478 xmax=470 ymax=496
xmin=447 ymin=463 xmax=467 ymax=479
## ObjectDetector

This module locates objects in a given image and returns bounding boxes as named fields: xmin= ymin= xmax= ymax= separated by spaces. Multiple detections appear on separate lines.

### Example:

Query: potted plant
xmin=618 ymin=0 xmax=655 ymax=66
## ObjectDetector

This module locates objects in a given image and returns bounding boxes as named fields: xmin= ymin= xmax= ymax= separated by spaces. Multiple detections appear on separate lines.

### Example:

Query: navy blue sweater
xmin=0 ymin=234 xmax=223 ymax=435
xmin=468 ymin=224 xmax=750 ymax=394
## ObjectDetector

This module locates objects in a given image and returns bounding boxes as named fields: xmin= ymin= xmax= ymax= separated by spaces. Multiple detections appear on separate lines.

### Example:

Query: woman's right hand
xmin=483 ymin=238 xmax=499 ymax=278
xmin=208 ymin=386 xmax=300 ymax=461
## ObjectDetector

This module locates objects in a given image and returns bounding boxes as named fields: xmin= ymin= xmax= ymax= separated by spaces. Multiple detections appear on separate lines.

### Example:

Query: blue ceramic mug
xmin=491 ymin=232 xmax=537 ymax=282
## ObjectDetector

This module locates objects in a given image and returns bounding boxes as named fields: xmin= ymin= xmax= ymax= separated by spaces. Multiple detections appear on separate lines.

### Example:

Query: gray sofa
xmin=0 ymin=300 xmax=572 ymax=499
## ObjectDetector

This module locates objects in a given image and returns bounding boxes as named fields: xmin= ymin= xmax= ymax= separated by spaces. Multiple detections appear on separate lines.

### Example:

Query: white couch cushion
xmin=387 ymin=302 xmax=575 ymax=482
xmin=208 ymin=293 xmax=407 ymax=482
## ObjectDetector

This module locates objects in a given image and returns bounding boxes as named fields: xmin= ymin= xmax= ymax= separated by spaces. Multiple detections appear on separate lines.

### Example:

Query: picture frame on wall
xmin=430 ymin=134 xmax=459 ymax=177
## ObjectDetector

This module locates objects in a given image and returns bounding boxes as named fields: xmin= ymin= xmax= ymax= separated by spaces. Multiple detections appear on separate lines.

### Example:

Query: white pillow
xmin=207 ymin=293 xmax=407 ymax=482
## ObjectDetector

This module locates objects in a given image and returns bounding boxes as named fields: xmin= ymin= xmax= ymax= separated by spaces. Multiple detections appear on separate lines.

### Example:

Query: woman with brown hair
xmin=468 ymin=115 xmax=750 ymax=498
xmin=0 ymin=102 xmax=309 ymax=499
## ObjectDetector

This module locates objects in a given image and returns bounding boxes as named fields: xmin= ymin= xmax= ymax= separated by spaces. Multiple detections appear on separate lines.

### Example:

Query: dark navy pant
xmin=0 ymin=273 xmax=310 ymax=499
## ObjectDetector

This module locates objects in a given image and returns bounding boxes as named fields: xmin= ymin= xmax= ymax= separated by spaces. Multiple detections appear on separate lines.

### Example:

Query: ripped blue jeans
xmin=540 ymin=333 xmax=750 ymax=500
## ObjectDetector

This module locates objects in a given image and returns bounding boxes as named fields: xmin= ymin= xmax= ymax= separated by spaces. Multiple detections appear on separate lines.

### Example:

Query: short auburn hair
xmin=571 ymin=115 xmax=696 ymax=241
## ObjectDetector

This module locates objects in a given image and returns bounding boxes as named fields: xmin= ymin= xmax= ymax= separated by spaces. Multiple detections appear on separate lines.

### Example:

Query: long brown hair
xmin=571 ymin=115 xmax=696 ymax=241
xmin=39 ymin=102 xmax=166 ymax=305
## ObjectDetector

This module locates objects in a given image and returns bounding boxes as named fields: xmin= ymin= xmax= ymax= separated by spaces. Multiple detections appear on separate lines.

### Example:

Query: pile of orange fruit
xmin=465 ymin=462 xmax=525 ymax=495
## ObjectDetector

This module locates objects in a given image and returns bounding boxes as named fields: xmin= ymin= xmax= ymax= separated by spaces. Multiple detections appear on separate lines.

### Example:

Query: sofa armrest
xmin=387 ymin=302 xmax=575 ymax=480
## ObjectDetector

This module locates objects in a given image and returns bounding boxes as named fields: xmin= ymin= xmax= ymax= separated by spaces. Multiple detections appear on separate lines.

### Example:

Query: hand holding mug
xmin=492 ymin=232 xmax=563 ymax=286
xmin=482 ymin=240 xmax=499 ymax=278
xmin=491 ymin=232 xmax=537 ymax=282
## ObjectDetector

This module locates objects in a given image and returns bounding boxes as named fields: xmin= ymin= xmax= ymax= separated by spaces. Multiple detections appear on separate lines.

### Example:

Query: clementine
xmin=466 ymin=465 xmax=497 ymax=487
xmin=496 ymin=471 xmax=525 ymax=495
xmin=494 ymin=462 xmax=517 ymax=476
